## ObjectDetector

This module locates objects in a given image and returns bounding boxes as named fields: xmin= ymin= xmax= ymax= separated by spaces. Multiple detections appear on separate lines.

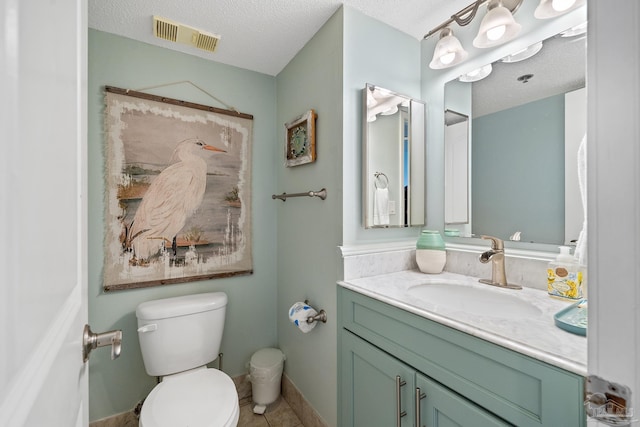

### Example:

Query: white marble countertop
xmin=339 ymin=270 xmax=587 ymax=376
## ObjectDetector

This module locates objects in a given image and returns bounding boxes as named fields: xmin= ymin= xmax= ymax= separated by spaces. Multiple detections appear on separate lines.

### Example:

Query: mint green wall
xmin=472 ymin=95 xmax=565 ymax=243
xmin=88 ymin=30 xmax=278 ymax=421
xmin=343 ymin=7 xmax=422 ymax=245
xmin=274 ymin=7 xmax=424 ymax=425
xmin=421 ymin=3 xmax=587 ymax=236
xmin=275 ymin=9 xmax=343 ymax=426
xmin=88 ymin=9 xmax=421 ymax=424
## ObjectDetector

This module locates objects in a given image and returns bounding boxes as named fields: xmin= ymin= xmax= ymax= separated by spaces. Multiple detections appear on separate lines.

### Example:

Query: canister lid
xmin=250 ymin=348 xmax=285 ymax=368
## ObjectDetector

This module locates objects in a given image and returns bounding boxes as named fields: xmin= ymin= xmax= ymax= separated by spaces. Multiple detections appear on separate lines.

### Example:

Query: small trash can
xmin=248 ymin=348 xmax=285 ymax=414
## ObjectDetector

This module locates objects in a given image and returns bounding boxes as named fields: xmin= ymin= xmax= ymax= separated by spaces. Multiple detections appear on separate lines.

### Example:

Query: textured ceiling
xmin=89 ymin=0 xmax=586 ymax=112
xmin=472 ymin=31 xmax=586 ymax=117
xmin=88 ymin=0 xmax=471 ymax=76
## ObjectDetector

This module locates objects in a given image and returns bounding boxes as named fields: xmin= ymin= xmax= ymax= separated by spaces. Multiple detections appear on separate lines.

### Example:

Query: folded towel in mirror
xmin=373 ymin=187 xmax=390 ymax=225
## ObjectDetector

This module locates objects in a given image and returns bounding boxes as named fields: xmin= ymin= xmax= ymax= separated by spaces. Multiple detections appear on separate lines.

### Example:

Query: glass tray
xmin=554 ymin=299 xmax=587 ymax=336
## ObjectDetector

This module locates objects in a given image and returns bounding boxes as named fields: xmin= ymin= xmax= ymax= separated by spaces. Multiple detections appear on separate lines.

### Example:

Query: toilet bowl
xmin=139 ymin=367 xmax=239 ymax=427
xmin=136 ymin=292 xmax=239 ymax=427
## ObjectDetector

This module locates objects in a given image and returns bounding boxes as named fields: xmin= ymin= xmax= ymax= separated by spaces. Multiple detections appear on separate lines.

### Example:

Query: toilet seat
xmin=139 ymin=368 xmax=239 ymax=427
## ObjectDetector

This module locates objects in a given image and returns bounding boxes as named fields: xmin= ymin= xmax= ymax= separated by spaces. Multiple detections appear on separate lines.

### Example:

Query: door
xmin=587 ymin=2 xmax=640 ymax=426
xmin=0 ymin=1 xmax=88 ymax=426
xmin=415 ymin=373 xmax=511 ymax=427
xmin=340 ymin=330 xmax=415 ymax=427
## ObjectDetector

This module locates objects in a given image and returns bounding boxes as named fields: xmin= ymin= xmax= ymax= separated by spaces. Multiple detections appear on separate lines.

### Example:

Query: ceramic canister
xmin=416 ymin=230 xmax=446 ymax=274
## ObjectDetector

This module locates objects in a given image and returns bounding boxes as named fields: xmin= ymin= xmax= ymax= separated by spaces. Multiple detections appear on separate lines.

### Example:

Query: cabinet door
xmin=416 ymin=373 xmax=512 ymax=427
xmin=341 ymin=330 xmax=416 ymax=427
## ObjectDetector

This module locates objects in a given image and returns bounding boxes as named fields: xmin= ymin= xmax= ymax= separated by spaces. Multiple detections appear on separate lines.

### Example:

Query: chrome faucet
xmin=478 ymin=235 xmax=522 ymax=290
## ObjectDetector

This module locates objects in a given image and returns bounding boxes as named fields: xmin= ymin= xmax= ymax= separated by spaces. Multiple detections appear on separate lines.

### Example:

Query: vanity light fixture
xmin=501 ymin=41 xmax=543 ymax=63
xmin=473 ymin=0 xmax=522 ymax=48
xmin=560 ymin=21 xmax=587 ymax=37
xmin=429 ymin=28 xmax=469 ymax=69
xmin=380 ymin=105 xmax=399 ymax=116
xmin=458 ymin=64 xmax=493 ymax=82
xmin=424 ymin=0 xmax=523 ymax=70
xmin=534 ymin=0 xmax=586 ymax=19
xmin=366 ymin=86 xmax=404 ymax=120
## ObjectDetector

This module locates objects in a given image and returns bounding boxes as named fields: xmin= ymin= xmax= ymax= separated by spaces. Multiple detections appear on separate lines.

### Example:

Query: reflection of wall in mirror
xmin=472 ymin=88 xmax=586 ymax=244
xmin=444 ymin=80 xmax=472 ymax=237
xmin=368 ymin=111 xmax=404 ymax=227
xmin=408 ymin=100 xmax=425 ymax=226
xmin=564 ymin=88 xmax=587 ymax=247
xmin=445 ymin=119 xmax=469 ymax=224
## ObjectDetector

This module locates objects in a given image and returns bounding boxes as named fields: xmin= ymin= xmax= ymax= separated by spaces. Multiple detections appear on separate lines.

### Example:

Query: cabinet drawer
xmin=339 ymin=287 xmax=585 ymax=426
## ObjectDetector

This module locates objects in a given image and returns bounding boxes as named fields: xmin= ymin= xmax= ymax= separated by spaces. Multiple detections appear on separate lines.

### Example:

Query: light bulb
xmin=440 ymin=52 xmax=456 ymax=65
xmin=430 ymin=28 xmax=468 ymax=69
xmin=552 ymin=0 xmax=575 ymax=12
xmin=486 ymin=25 xmax=506 ymax=41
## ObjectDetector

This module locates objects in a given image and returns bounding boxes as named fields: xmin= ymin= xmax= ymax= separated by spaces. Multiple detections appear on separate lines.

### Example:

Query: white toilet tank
xmin=136 ymin=292 xmax=228 ymax=377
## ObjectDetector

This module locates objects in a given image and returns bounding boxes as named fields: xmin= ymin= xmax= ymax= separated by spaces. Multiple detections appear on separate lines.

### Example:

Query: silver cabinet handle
xmin=415 ymin=387 xmax=426 ymax=427
xmin=396 ymin=375 xmax=407 ymax=427
xmin=83 ymin=324 xmax=123 ymax=362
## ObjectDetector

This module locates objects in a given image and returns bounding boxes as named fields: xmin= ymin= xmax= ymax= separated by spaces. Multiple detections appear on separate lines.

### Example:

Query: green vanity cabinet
xmin=338 ymin=287 xmax=586 ymax=427
xmin=416 ymin=372 xmax=512 ymax=427
xmin=340 ymin=330 xmax=417 ymax=426
xmin=341 ymin=330 xmax=510 ymax=426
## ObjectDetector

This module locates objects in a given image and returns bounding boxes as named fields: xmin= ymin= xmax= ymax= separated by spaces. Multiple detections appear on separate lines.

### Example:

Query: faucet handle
xmin=481 ymin=235 xmax=504 ymax=250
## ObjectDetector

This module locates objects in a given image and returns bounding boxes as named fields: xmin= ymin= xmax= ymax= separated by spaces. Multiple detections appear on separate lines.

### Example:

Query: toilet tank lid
xmin=136 ymin=292 xmax=227 ymax=320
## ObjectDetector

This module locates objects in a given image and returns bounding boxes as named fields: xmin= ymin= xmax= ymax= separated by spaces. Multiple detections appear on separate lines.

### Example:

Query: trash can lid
xmin=250 ymin=348 xmax=285 ymax=369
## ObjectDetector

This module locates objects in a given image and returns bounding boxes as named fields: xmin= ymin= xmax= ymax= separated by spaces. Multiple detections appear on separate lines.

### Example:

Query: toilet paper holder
xmin=304 ymin=300 xmax=327 ymax=324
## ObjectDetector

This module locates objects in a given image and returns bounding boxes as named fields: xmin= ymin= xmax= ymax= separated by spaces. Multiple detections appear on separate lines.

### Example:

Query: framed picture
xmin=285 ymin=109 xmax=317 ymax=167
xmin=103 ymin=86 xmax=253 ymax=291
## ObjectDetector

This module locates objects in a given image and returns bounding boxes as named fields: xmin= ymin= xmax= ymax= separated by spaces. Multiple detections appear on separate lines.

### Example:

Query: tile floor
xmin=90 ymin=397 xmax=303 ymax=427
xmin=238 ymin=397 xmax=304 ymax=427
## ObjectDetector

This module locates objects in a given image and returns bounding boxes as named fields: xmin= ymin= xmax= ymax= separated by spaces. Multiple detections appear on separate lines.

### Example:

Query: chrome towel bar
xmin=272 ymin=188 xmax=327 ymax=202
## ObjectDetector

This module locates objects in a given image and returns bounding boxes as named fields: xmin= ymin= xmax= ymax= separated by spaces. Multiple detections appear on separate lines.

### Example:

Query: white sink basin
xmin=407 ymin=283 xmax=542 ymax=318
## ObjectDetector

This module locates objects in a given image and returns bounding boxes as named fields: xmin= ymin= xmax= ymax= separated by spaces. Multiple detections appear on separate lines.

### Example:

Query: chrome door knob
xmin=82 ymin=324 xmax=122 ymax=363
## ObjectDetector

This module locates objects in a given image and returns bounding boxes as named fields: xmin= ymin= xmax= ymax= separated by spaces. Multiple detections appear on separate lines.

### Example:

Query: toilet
xmin=136 ymin=292 xmax=239 ymax=427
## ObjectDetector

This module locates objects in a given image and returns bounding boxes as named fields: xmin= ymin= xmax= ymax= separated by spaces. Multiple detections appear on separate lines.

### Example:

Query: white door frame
xmin=587 ymin=1 xmax=640 ymax=425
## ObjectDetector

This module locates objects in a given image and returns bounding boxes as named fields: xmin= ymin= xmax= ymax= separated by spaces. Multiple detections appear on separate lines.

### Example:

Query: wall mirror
xmin=444 ymin=26 xmax=586 ymax=246
xmin=363 ymin=84 xmax=426 ymax=228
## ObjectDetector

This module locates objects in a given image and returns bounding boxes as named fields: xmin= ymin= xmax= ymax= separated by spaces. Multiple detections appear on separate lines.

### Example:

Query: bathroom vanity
xmin=337 ymin=271 xmax=586 ymax=426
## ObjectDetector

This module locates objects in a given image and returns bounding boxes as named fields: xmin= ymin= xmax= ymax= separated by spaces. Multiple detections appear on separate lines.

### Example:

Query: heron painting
xmin=126 ymin=138 xmax=226 ymax=262
xmin=103 ymin=87 xmax=253 ymax=291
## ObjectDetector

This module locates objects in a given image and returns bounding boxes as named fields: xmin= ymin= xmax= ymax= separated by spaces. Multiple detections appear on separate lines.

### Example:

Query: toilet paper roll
xmin=288 ymin=302 xmax=317 ymax=333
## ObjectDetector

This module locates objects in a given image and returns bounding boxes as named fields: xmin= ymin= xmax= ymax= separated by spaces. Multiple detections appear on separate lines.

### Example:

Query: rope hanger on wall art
xmin=127 ymin=80 xmax=238 ymax=113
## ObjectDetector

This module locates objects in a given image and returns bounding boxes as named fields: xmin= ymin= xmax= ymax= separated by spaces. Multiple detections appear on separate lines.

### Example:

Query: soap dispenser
xmin=547 ymin=246 xmax=583 ymax=300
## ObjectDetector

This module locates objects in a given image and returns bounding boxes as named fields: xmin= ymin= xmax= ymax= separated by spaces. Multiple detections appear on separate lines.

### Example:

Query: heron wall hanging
xmin=103 ymin=86 xmax=253 ymax=291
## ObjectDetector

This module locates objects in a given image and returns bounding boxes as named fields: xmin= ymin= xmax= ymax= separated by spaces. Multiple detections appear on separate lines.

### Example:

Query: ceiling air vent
xmin=152 ymin=16 xmax=220 ymax=53
xmin=153 ymin=16 xmax=179 ymax=42
xmin=195 ymin=32 xmax=220 ymax=53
